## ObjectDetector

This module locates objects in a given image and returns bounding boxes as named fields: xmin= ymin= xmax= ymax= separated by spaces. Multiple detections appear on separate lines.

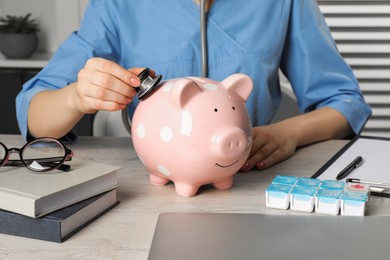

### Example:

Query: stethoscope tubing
xmin=121 ymin=0 xmax=209 ymax=134
xmin=200 ymin=0 xmax=208 ymax=77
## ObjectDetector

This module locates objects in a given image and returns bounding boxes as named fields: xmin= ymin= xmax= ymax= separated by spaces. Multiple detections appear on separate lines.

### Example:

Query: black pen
xmin=336 ymin=156 xmax=364 ymax=180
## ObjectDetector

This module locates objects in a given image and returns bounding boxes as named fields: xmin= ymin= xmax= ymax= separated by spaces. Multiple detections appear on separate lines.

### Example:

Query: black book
xmin=0 ymin=189 xmax=119 ymax=242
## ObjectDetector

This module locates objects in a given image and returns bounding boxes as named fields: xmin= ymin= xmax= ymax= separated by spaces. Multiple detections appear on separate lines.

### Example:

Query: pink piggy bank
xmin=131 ymin=74 xmax=253 ymax=197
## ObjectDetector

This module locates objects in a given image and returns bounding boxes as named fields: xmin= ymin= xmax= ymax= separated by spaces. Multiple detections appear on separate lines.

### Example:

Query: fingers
xmin=75 ymin=58 xmax=153 ymax=113
xmin=77 ymin=70 xmax=130 ymax=112
xmin=79 ymin=69 xmax=134 ymax=102
xmin=241 ymin=136 xmax=277 ymax=172
xmin=249 ymin=139 xmax=279 ymax=169
xmin=87 ymin=58 xmax=141 ymax=87
xmin=240 ymin=126 xmax=296 ymax=172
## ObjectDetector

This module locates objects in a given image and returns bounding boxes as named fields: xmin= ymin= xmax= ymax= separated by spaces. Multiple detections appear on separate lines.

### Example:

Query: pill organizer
xmin=265 ymin=183 xmax=293 ymax=209
xmin=290 ymin=185 xmax=318 ymax=212
xmin=320 ymin=180 xmax=345 ymax=190
xmin=341 ymin=190 xmax=369 ymax=216
xmin=272 ymin=175 xmax=298 ymax=186
xmin=290 ymin=177 xmax=321 ymax=213
xmin=296 ymin=177 xmax=321 ymax=188
xmin=345 ymin=182 xmax=370 ymax=193
xmin=265 ymin=175 xmax=370 ymax=216
xmin=265 ymin=175 xmax=297 ymax=209
xmin=315 ymin=188 xmax=343 ymax=215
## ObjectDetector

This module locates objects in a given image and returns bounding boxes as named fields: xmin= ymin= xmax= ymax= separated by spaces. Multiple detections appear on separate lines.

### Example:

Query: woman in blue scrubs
xmin=16 ymin=0 xmax=371 ymax=171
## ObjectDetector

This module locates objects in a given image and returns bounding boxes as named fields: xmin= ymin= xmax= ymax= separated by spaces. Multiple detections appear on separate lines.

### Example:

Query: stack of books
xmin=0 ymin=158 xmax=120 ymax=242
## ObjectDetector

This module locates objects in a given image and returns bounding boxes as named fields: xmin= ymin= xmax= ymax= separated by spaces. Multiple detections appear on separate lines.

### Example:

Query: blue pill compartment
xmin=315 ymin=188 xmax=343 ymax=215
xmin=296 ymin=177 xmax=321 ymax=188
xmin=290 ymin=185 xmax=318 ymax=212
xmin=272 ymin=175 xmax=298 ymax=185
xmin=265 ymin=183 xmax=293 ymax=209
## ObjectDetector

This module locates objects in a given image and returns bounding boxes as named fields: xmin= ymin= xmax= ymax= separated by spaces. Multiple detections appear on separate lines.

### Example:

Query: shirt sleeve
xmin=15 ymin=0 xmax=120 ymax=140
xmin=279 ymin=0 xmax=372 ymax=134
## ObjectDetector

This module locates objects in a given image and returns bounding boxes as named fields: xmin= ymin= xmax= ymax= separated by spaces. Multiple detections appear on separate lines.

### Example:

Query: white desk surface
xmin=1 ymin=135 xmax=389 ymax=260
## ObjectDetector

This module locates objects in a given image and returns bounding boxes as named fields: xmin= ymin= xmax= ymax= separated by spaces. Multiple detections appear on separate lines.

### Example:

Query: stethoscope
xmin=122 ymin=0 xmax=209 ymax=133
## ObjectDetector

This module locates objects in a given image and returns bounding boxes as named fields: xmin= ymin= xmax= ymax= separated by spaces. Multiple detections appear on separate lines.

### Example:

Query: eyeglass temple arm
xmin=5 ymin=157 xmax=71 ymax=172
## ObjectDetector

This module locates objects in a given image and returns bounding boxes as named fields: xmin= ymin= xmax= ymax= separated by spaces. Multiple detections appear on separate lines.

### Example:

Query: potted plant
xmin=0 ymin=13 xmax=40 ymax=59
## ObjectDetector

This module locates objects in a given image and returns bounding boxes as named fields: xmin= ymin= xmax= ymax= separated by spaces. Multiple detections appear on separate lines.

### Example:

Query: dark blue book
xmin=0 ymin=189 xmax=119 ymax=242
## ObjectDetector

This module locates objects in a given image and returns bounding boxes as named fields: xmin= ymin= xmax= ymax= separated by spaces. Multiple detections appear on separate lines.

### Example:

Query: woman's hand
xmin=241 ymin=124 xmax=298 ymax=171
xmin=240 ymin=107 xmax=352 ymax=172
xmin=28 ymin=58 xmax=155 ymax=138
xmin=74 ymin=58 xmax=149 ymax=114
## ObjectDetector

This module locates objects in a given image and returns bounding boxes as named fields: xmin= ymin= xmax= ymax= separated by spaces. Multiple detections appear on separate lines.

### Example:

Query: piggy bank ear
xmin=222 ymin=74 xmax=253 ymax=101
xmin=169 ymin=78 xmax=203 ymax=110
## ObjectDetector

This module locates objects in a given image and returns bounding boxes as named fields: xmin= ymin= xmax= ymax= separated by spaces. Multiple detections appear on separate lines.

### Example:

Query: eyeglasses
xmin=0 ymin=137 xmax=74 ymax=172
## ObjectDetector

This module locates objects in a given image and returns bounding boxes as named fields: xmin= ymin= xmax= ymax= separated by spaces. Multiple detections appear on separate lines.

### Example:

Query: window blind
xmin=318 ymin=0 xmax=390 ymax=137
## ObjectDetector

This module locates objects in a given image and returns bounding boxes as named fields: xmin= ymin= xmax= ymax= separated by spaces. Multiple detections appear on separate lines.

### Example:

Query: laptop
xmin=148 ymin=213 xmax=390 ymax=260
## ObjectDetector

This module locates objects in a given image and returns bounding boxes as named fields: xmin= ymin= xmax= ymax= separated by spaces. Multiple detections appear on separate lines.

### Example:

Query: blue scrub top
xmin=16 ymin=0 xmax=371 ymax=140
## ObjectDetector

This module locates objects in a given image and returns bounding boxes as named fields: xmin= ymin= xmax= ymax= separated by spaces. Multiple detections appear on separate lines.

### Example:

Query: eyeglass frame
xmin=0 ymin=137 xmax=74 ymax=172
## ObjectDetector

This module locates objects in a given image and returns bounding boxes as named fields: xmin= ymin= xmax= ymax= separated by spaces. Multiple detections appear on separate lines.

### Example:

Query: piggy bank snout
xmin=211 ymin=128 xmax=250 ymax=159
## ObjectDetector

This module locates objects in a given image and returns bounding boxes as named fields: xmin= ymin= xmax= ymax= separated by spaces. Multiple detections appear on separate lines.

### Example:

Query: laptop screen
xmin=148 ymin=213 xmax=390 ymax=260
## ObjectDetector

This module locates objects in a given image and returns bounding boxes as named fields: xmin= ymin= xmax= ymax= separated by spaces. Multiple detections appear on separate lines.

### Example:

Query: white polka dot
xmin=157 ymin=165 xmax=170 ymax=176
xmin=160 ymin=127 xmax=174 ymax=142
xmin=162 ymin=83 xmax=174 ymax=92
xmin=180 ymin=110 xmax=192 ymax=137
xmin=202 ymin=83 xmax=218 ymax=90
xmin=137 ymin=124 xmax=145 ymax=138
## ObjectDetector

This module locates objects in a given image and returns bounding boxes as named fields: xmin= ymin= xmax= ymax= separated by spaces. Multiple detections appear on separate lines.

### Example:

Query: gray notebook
xmin=148 ymin=213 xmax=390 ymax=260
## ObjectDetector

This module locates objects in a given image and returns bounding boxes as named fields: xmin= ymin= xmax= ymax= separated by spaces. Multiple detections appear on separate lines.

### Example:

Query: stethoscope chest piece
xmin=136 ymin=68 xmax=163 ymax=100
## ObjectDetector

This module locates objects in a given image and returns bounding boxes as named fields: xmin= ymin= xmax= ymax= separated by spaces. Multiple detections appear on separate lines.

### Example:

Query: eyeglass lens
xmin=22 ymin=139 xmax=67 ymax=171
xmin=0 ymin=143 xmax=7 ymax=164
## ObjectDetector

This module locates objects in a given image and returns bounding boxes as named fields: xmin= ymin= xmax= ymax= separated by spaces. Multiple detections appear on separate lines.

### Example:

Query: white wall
xmin=0 ymin=0 xmax=87 ymax=53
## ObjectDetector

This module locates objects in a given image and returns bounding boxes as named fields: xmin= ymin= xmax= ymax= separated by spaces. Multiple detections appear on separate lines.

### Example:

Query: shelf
xmin=0 ymin=52 xmax=52 ymax=69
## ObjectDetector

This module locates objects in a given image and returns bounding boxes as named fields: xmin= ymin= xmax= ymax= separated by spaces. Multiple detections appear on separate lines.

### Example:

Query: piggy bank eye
xmin=214 ymin=108 xmax=218 ymax=112
xmin=232 ymin=106 xmax=236 ymax=110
